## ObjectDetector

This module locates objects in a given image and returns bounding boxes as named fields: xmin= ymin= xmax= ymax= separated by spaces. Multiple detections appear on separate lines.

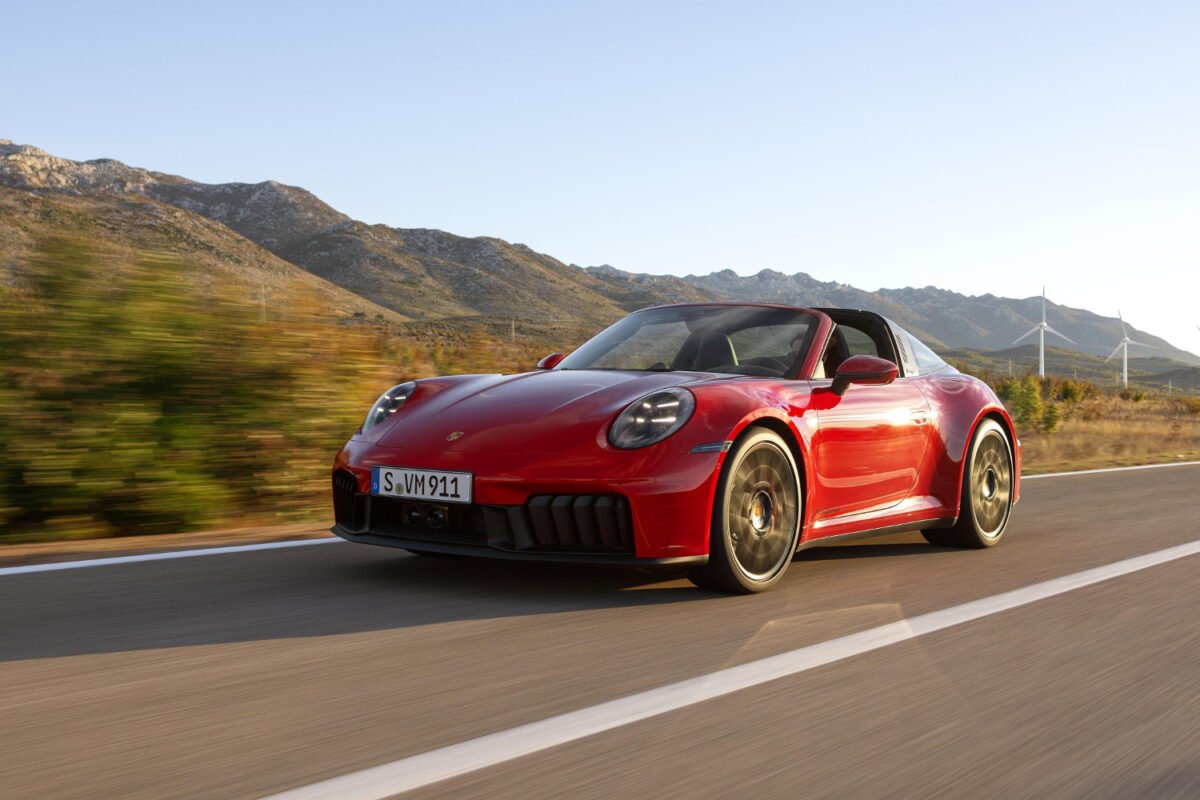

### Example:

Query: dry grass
xmin=1018 ymin=396 xmax=1200 ymax=474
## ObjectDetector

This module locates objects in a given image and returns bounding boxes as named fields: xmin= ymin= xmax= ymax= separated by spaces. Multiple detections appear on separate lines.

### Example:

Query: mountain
xmin=1138 ymin=367 xmax=1200 ymax=391
xmin=658 ymin=268 xmax=1200 ymax=366
xmin=2 ymin=137 xmax=1197 ymax=369
xmin=0 ymin=185 xmax=409 ymax=324
xmin=941 ymin=344 xmax=1200 ymax=388
xmin=0 ymin=140 xmax=702 ymax=329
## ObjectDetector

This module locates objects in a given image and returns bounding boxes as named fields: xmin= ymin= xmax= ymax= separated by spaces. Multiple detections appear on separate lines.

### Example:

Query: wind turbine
xmin=1013 ymin=287 xmax=1075 ymax=378
xmin=1104 ymin=310 xmax=1154 ymax=388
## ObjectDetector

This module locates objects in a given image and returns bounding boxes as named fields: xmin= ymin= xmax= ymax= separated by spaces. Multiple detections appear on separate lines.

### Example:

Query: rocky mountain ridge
xmin=652 ymin=265 xmax=1193 ymax=363
xmin=2 ymin=137 xmax=1196 ymax=367
xmin=0 ymin=185 xmax=410 ymax=325
xmin=0 ymin=139 xmax=682 ymax=327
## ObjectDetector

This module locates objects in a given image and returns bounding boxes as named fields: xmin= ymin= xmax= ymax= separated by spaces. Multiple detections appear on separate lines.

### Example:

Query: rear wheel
xmin=689 ymin=429 xmax=802 ymax=593
xmin=923 ymin=418 xmax=1014 ymax=548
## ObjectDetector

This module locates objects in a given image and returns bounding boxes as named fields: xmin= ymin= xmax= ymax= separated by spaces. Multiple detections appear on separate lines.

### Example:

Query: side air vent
xmin=332 ymin=470 xmax=364 ymax=530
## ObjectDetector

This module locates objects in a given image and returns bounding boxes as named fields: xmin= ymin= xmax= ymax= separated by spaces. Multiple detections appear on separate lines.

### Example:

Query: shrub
xmin=1041 ymin=402 xmax=1061 ymax=434
xmin=0 ymin=237 xmax=392 ymax=541
xmin=1009 ymin=375 xmax=1044 ymax=429
xmin=1171 ymin=396 xmax=1200 ymax=415
xmin=1056 ymin=378 xmax=1095 ymax=404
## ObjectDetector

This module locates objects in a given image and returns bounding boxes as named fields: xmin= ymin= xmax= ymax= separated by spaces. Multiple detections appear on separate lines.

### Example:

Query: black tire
xmin=688 ymin=428 xmax=802 ymax=593
xmin=923 ymin=418 xmax=1014 ymax=548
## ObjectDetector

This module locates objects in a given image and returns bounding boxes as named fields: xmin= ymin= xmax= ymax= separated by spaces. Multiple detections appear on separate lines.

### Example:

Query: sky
xmin=3 ymin=0 xmax=1199 ymax=354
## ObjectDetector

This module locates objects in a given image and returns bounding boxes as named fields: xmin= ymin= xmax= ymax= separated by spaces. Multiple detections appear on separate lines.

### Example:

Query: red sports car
xmin=332 ymin=303 xmax=1019 ymax=593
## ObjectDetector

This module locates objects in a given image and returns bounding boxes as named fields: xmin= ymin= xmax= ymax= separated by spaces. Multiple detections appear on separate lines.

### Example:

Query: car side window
xmin=908 ymin=331 xmax=948 ymax=374
xmin=840 ymin=326 xmax=879 ymax=357
xmin=818 ymin=323 xmax=878 ymax=377
xmin=883 ymin=321 xmax=948 ymax=377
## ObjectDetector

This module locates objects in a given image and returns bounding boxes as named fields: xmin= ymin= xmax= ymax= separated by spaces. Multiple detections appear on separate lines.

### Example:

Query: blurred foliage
xmin=970 ymin=370 xmax=1112 ymax=435
xmin=0 ymin=238 xmax=400 ymax=542
xmin=1041 ymin=401 xmax=1060 ymax=434
xmin=993 ymin=375 xmax=1043 ymax=432
xmin=5 ymin=237 xmax=1194 ymax=544
xmin=1172 ymin=396 xmax=1200 ymax=415
xmin=0 ymin=237 xmax=559 ymax=543
xmin=1055 ymin=378 xmax=1094 ymax=404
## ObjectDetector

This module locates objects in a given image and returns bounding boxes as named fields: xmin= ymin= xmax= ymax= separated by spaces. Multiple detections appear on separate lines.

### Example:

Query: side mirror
xmin=536 ymin=352 xmax=565 ymax=370
xmin=831 ymin=355 xmax=898 ymax=396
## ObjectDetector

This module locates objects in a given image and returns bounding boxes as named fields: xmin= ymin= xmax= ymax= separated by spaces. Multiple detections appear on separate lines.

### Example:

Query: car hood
xmin=375 ymin=369 xmax=717 ymax=454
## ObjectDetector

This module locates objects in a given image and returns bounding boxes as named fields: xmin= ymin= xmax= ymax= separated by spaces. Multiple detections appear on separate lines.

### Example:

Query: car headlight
xmin=609 ymin=388 xmax=696 ymax=450
xmin=362 ymin=381 xmax=417 ymax=434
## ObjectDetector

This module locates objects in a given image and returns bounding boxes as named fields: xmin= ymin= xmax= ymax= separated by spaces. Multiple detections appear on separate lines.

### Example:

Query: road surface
xmin=1 ymin=463 xmax=1198 ymax=799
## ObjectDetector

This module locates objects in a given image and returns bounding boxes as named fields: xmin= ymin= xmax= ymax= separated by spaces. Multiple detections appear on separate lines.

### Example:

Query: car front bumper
xmin=332 ymin=439 xmax=726 ymax=560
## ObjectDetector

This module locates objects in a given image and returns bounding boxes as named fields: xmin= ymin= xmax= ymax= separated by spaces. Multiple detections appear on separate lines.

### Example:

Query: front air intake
xmin=524 ymin=495 xmax=633 ymax=551
xmin=332 ymin=470 xmax=364 ymax=530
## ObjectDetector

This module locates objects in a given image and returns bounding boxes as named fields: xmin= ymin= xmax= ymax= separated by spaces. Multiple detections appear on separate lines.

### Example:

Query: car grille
xmin=478 ymin=494 xmax=633 ymax=554
xmin=333 ymin=479 xmax=634 ymax=556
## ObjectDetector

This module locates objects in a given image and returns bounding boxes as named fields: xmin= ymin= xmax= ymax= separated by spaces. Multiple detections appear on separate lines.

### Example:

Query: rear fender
xmin=956 ymin=407 xmax=1021 ymax=509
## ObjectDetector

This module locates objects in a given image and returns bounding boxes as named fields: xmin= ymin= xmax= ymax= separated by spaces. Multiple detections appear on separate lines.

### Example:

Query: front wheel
xmin=688 ymin=428 xmax=802 ymax=593
xmin=923 ymin=418 xmax=1014 ymax=548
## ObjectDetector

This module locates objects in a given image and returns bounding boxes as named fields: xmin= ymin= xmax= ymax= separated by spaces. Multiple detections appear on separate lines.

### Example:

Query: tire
xmin=923 ymin=418 xmax=1014 ymax=548
xmin=688 ymin=428 xmax=802 ymax=593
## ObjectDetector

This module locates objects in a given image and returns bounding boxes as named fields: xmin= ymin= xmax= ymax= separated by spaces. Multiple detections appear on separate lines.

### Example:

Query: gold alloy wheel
xmin=970 ymin=427 xmax=1013 ymax=539
xmin=726 ymin=439 xmax=800 ymax=582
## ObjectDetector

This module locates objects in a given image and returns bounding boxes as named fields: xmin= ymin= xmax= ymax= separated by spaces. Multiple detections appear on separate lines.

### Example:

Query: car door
xmin=808 ymin=324 xmax=933 ymax=524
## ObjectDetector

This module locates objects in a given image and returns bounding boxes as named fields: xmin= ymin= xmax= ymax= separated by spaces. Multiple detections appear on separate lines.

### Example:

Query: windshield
xmin=558 ymin=305 xmax=819 ymax=377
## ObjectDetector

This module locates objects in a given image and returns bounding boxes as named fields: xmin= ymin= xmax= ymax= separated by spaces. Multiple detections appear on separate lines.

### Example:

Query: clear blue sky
xmin=4 ymin=0 xmax=1199 ymax=355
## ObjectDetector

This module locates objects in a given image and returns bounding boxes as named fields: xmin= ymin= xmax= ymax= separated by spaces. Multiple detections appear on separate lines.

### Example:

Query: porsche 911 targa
xmin=332 ymin=303 xmax=1019 ymax=593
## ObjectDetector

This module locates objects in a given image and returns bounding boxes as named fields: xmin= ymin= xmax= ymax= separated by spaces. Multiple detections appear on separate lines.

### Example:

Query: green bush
xmin=1009 ymin=375 xmax=1044 ymax=430
xmin=0 ymin=237 xmax=391 ymax=542
xmin=1055 ymin=378 xmax=1097 ymax=404
xmin=992 ymin=376 xmax=1018 ymax=405
xmin=1041 ymin=402 xmax=1061 ymax=434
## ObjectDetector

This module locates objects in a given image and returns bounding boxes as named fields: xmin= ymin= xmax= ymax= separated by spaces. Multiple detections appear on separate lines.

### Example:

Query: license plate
xmin=371 ymin=466 xmax=473 ymax=504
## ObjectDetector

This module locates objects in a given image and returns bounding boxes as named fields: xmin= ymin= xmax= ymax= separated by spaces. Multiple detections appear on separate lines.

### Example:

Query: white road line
xmin=1023 ymin=459 xmax=1200 ymax=480
xmin=261 ymin=538 xmax=1200 ymax=800
xmin=0 ymin=537 xmax=341 ymax=577
xmin=2 ymin=460 xmax=1199 ymax=577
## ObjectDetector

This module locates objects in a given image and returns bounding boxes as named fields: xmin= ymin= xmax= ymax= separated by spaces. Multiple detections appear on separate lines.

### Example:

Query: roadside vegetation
xmin=1 ymin=238 xmax=1198 ymax=545
xmin=961 ymin=371 xmax=1200 ymax=473
xmin=0 ymin=238 xmax=541 ymax=544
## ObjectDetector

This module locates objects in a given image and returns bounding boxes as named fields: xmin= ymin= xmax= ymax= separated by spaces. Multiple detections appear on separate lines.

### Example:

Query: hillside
xmin=655 ymin=268 xmax=1200 ymax=366
xmin=0 ymin=186 xmax=409 ymax=324
xmin=0 ymin=140 xmax=703 ymax=328
xmin=943 ymin=344 xmax=1200 ymax=390
xmin=279 ymin=223 xmax=641 ymax=326
xmin=2 ymin=136 xmax=1197 ymax=370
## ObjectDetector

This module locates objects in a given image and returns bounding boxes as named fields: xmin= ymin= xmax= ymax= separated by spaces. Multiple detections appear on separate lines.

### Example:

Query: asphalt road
xmin=1 ymin=464 xmax=1198 ymax=799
